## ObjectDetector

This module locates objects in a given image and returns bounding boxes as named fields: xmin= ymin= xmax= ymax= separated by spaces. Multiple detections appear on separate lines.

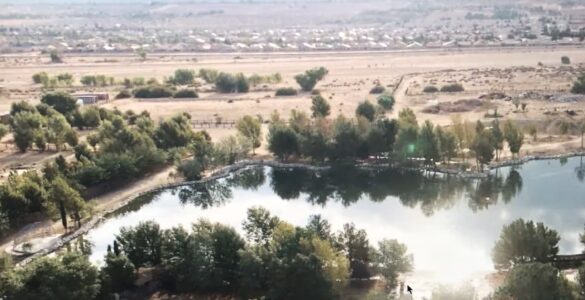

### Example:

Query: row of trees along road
xmin=0 ymin=209 xmax=412 ymax=300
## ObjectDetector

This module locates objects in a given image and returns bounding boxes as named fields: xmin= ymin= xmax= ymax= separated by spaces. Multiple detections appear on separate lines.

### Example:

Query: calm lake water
xmin=82 ymin=157 xmax=585 ymax=298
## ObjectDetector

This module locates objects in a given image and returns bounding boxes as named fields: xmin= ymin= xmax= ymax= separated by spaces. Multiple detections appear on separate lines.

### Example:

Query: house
xmin=73 ymin=93 xmax=109 ymax=105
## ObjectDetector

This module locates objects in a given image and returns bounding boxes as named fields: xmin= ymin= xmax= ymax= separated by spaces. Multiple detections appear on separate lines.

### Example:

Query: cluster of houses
xmin=0 ymin=4 xmax=584 ymax=54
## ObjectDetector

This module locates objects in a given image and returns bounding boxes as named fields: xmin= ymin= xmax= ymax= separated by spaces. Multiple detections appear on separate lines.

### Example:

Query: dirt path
xmin=0 ymin=165 xmax=178 ymax=254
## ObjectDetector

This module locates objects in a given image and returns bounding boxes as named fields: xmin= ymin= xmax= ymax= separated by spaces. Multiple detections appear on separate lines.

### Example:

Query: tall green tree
xmin=418 ymin=120 xmax=440 ymax=166
xmin=116 ymin=221 xmax=163 ymax=267
xmin=236 ymin=116 xmax=262 ymax=154
xmin=371 ymin=239 xmax=413 ymax=289
xmin=12 ymin=111 xmax=44 ymax=152
xmin=311 ymin=94 xmax=331 ymax=118
xmin=491 ymin=119 xmax=505 ymax=161
xmin=267 ymin=124 xmax=299 ymax=161
xmin=40 ymin=92 xmax=77 ymax=116
xmin=492 ymin=219 xmax=560 ymax=270
xmin=503 ymin=120 xmax=524 ymax=159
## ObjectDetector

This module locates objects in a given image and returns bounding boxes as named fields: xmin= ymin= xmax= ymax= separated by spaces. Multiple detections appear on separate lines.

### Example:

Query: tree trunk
xmin=59 ymin=200 xmax=67 ymax=230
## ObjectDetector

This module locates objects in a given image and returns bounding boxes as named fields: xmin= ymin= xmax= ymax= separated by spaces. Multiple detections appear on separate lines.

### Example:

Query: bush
xmin=173 ymin=89 xmax=199 ymax=98
xmin=423 ymin=85 xmax=439 ymax=93
xmin=440 ymin=83 xmax=464 ymax=93
xmin=133 ymin=86 xmax=174 ymax=98
xmin=32 ymin=72 xmax=49 ymax=84
xmin=275 ymin=87 xmax=298 ymax=96
xmin=561 ymin=56 xmax=571 ymax=64
xmin=377 ymin=94 xmax=395 ymax=111
xmin=169 ymin=69 xmax=195 ymax=85
xmin=571 ymin=74 xmax=585 ymax=94
xmin=369 ymin=85 xmax=385 ymax=94
xmin=115 ymin=90 xmax=132 ymax=99
xmin=215 ymin=73 xmax=249 ymax=93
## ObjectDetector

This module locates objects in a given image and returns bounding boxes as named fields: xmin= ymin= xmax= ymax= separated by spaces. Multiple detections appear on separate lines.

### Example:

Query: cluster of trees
xmin=176 ymin=115 xmax=262 ymax=180
xmin=32 ymin=72 xmax=74 ymax=88
xmin=80 ymin=75 xmax=116 ymax=87
xmin=1 ymin=93 xmax=214 ymax=236
xmin=267 ymin=93 xmax=523 ymax=170
xmin=489 ymin=218 xmax=585 ymax=300
xmin=0 ymin=210 xmax=412 ymax=299
xmin=10 ymin=93 xmax=79 ymax=152
xmin=423 ymin=83 xmax=464 ymax=93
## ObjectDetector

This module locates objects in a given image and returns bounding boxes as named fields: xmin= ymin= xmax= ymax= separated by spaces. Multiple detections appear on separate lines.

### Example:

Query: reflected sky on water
xmin=83 ymin=156 xmax=585 ymax=296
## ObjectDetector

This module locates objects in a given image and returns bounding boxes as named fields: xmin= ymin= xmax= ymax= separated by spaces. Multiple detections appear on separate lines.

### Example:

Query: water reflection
xmin=84 ymin=157 xmax=585 ymax=299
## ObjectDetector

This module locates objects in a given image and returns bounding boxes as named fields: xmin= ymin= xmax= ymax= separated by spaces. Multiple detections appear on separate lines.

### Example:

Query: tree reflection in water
xmin=117 ymin=165 xmax=526 ymax=215
xmin=575 ymin=156 xmax=585 ymax=183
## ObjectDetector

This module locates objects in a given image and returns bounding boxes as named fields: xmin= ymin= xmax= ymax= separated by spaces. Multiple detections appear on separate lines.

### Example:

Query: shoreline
xmin=14 ymin=150 xmax=585 ymax=266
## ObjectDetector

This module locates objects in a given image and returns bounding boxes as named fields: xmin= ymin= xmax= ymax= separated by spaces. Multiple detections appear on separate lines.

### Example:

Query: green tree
xmin=494 ymin=262 xmax=573 ymax=300
xmin=294 ymin=67 xmax=329 ymax=91
xmin=100 ymin=252 xmax=136 ymax=293
xmin=198 ymin=68 xmax=219 ymax=83
xmin=337 ymin=223 xmax=371 ymax=279
xmin=371 ymin=239 xmax=413 ymax=289
xmin=236 ymin=116 xmax=262 ymax=154
xmin=331 ymin=115 xmax=361 ymax=160
xmin=471 ymin=128 xmax=495 ymax=171
xmin=49 ymin=50 xmax=63 ymax=63
xmin=503 ymin=120 xmax=524 ymax=159
xmin=243 ymin=207 xmax=280 ymax=246
xmin=435 ymin=126 xmax=457 ymax=164
xmin=366 ymin=118 xmax=398 ymax=159
xmin=267 ymin=124 xmax=300 ymax=161
xmin=492 ymin=219 xmax=560 ymax=270
xmin=12 ymin=111 xmax=44 ymax=152
xmin=1 ymin=252 xmax=100 ymax=300
xmin=40 ymin=92 xmax=77 ymax=116
xmin=355 ymin=100 xmax=376 ymax=122
xmin=48 ymin=176 xmax=86 ymax=229
xmin=116 ymin=221 xmax=163 ymax=267
xmin=311 ymin=94 xmax=331 ymax=118
xmin=491 ymin=120 xmax=505 ymax=161
xmin=153 ymin=114 xmax=194 ymax=149
xmin=46 ymin=113 xmax=75 ymax=151
xmin=418 ymin=120 xmax=440 ymax=166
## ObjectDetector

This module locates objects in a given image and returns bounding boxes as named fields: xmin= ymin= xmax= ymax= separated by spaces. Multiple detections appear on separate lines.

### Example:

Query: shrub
xmin=369 ymin=85 xmax=385 ymax=94
xmin=275 ymin=87 xmax=298 ymax=96
xmin=169 ymin=69 xmax=195 ymax=85
xmin=133 ymin=86 xmax=174 ymax=98
xmin=377 ymin=94 xmax=395 ymax=111
xmin=561 ymin=56 xmax=571 ymax=64
xmin=423 ymin=85 xmax=439 ymax=93
xmin=198 ymin=68 xmax=219 ymax=84
xmin=572 ymin=74 xmax=585 ymax=94
xmin=215 ymin=73 xmax=249 ymax=93
xmin=115 ymin=90 xmax=132 ymax=99
xmin=173 ymin=89 xmax=199 ymax=98
xmin=440 ymin=83 xmax=464 ymax=93
xmin=32 ymin=72 xmax=49 ymax=84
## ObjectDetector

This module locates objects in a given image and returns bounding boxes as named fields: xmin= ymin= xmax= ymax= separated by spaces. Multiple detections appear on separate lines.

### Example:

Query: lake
xmin=81 ymin=156 xmax=585 ymax=298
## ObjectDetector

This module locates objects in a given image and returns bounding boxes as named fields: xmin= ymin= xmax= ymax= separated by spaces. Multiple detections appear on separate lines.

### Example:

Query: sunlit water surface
xmin=81 ymin=157 xmax=585 ymax=299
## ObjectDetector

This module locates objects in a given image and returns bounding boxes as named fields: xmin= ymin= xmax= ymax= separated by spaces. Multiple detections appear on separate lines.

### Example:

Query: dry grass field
xmin=1 ymin=47 xmax=585 ymax=164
